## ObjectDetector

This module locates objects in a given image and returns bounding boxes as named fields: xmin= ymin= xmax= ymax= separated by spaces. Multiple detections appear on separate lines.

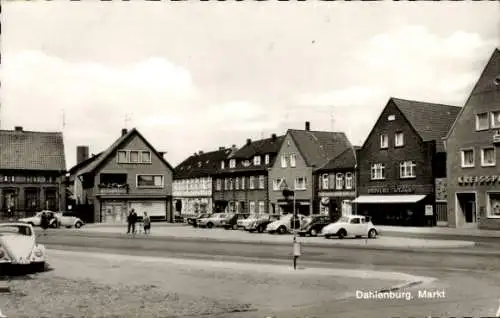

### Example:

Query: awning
xmin=351 ymin=195 xmax=426 ymax=204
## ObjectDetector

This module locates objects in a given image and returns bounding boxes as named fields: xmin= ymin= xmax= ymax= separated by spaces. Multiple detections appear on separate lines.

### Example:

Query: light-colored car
xmin=244 ymin=214 xmax=281 ymax=233
xmin=0 ymin=222 xmax=47 ymax=269
xmin=266 ymin=214 xmax=306 ymax=235
xmin=321 ymin=215 xmax=378 ymax=239
xmin=18 ymin=211 xmax=59 ymax=228
xmin=198 ymin=213 xmax=234 ymax=228
xmin=237 ymin=213 xmax=259 ymax=229
xmin=54 ymin=212 xmax=85 ymax=228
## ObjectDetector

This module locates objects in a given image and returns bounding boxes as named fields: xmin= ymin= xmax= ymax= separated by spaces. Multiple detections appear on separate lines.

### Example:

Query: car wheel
xmin=207 ymin=222 xmax=214 ymax=229
xmin=337 ymin=229 xmax=347 ymax=239
xmin=368 ymin=229 xmax=377 ymax=239
xmin=74 ymin=222 xmax=83 ymax=228
xmin=278 ymin=226 xmax=287 ymax=235
xmin=310 ymin=228 xmax=318 ymax=237
xmin=193 ymin=223 xmax=198 ymax=228
xmin=257 ymin=226 xmax=265 ymax=233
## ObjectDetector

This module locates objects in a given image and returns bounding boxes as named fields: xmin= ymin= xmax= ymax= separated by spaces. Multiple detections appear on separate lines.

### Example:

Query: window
xmin=322 ymin=174 xmax=329 ymax=190
xmin=487 ymin=193 xmax=500 ymax=218
xmin=229 ymin=159 xmax=236 ymax=168
xmin=273 ymin=178 xmax=283 ymax=191
xmin=258 ymin=201 xmax=265 ymax=214
xmin=295 ymin=177 xmax=306 ymax=190
xmin=476 ymin=112 xmax=489 ymax=130
xmin=380 ymin=134 xmax=388 ymax=149
xmin=491 ymin=111 xmax=500 ymax=129
xmin=249 ymin=176 xmax=255 ymax=189
xmin=345 ymin=173 xmax=353 ymax=190
xmin=242 ymin=160 xmax=250 ymax=167
xmin=249 ymin=201 xmax=256 ymax=214
xmin=370 ymin=163 xmax=385 ymax=180
xmin=224 ymin=178 xmax=229 ymax=190
xmin=254 ymin=156 xmax=261 ymax=165
xmin=481 ymin=148 xmax=496 ymax=166
xmin=235 ymin=177 xmax=240 ymax=190
xmin=281 ymin=155 xmax=288 ymax=168
xmin=118 ymin=151 xmax=128 ymax=163
xmin=335 ymin=173 xmax=344 ymax=189
xmin=265 ymin=154 xmax=270 ymax=165
xmin=130 ymin=151 xmax=139 ymax=163
xmin=258 ymin=175 xmax=265 ymax=189
xmin=290 ymin=154 xmax=296 ymax=167
xmin=461 ymin=149 xmax=475 ymax=168
xmin=229 ymin=178 xmax=233 ymax=190
xmin=137 ymin=175 xmax=164 ymax=188
xmin=400 ymin=161 xmax=416 ymax=178
xmin=141 ymin=151 xmax=151 ymax=163
xmin=241 ymin=176 xmax=245 ymax=190
xmin=350 ymin=218 xmax=361 ymax=224
xmin=387 ymin=115 xmax=395 ymax=121
xmin=394 ymin=132 xmax=404 ymax=147
xmin=221 ymin=161 xmax=225 ymax=169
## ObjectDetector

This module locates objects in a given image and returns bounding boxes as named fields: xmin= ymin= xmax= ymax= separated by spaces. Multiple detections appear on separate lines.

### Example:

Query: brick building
xmin=354 ymin=98 xmax=461 ymax=226
xmin=445 ymin=48 xmax=500 ymax=230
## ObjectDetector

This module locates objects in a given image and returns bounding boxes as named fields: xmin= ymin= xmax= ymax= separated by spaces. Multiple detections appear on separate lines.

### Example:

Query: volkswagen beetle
xmin=0 ymin=222 xmax=47 ymax=270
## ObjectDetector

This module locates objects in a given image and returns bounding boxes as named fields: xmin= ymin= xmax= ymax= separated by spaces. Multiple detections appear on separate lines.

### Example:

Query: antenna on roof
xmin=124 ymin=113 xmax=131 ymax=129
xmin=61 ymin=109 xmax=66 ymax=130
xmin=330 ymin=113 xmax=335 ymax=131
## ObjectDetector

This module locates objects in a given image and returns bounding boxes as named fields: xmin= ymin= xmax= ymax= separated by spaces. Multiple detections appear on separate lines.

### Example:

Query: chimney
xmin=158 ymin=151 xmax=165 ymax=158
xmin=271 ymin=133 xmax=277 ymax=140
xmin=76 ymin=146 xmax=89 ymax=164
xmin=219 ymin=146 xmax=225 ymax=150
xmin=305 ymin=121 xmax=310 ymax=131
xmin=198 ymin=150 xmax=204 ymax=155
xmin=14 ymin=126 xmax=23 ymax=132
xmin=121 ymin=128 xmax=128 ymax=136
xmin=246 ymin=138 xmax=252 ymax=145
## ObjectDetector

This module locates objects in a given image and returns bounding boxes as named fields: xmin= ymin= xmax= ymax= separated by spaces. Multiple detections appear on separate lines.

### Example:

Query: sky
xmin=1 ymin=1 xmax=499 ymax=169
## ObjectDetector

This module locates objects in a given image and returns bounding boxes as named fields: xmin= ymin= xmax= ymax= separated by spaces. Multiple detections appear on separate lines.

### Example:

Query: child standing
xmin=143 ymin=212 xmax=151 ymax=235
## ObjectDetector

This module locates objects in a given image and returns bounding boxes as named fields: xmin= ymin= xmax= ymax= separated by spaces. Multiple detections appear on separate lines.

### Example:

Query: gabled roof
xmin=316 ymin=147 xmax=357 ymax=171
xmin=288 ymin=129 xmax=352 ymax=168
xmin=231 ymin=135 xmax=285 ymax=159
xmin=0 ymin=129 xmax=66 ymax=171
xmin=77 ymin=128 xmax=174 ymax=176
xmin=174 ymin=148 xmax=233 ymax=179
xmin=68 ymin=152 xmax=103 ymax=175
xmin=445 ymin=48 xmax=500 ymax=141
xmin=391 ymin=97 xmax=461 ymax=152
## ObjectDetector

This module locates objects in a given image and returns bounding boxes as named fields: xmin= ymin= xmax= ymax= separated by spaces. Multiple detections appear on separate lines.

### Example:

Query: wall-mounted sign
xmin=458 ymin=175 xmax=500 ymax=185
xmin=367 ymin=185 xmax=415 ymax=194
xmin=425 ymin=205 xmax=433 ymax=216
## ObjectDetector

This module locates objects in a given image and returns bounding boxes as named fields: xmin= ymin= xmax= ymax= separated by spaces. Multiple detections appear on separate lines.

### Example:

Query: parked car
xmin=223 ymin=213 xmax=250 ymax=230
xmin=0 ymin=222 xmax=46 ymax=270
xmin=245 ymin=214 xmax=281 ymax=233
xmin=18 ymin=210 xmax=59 ymax=228
xmin=321 ymin=215 xmax=378 ymax=239
xmin=297 ymin=215 xmax=331 ymax=237
xmin=198 ymin=213 xmax=234 ymax=228
xmin=54 ymin=212 xmax=85 ymax=228
xmin=266 ymin=214 xmax=306 ymax=235
xmin=188 ymin=213 xmax=212 ymax=228
xmin=236 ymin=213 xmax=259 ymax=229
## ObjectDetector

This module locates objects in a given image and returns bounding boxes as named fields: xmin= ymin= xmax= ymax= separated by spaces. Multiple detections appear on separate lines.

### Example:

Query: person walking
xmin=127 ymin=209 xmax=135 ymax=235
xmin=130 ymin=209 xmax=138 ymax=236
xmin=143 ymin=212 xmax=151 ymax=235
xmin=40 ymin=211 xmax=50 ymax=236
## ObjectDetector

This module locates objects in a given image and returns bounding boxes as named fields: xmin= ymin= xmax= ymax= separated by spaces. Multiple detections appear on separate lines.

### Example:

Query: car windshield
xmin=0 ymin=225 xmax=32 ymax=236
xmin=337 ymin=216 xmax=350 ymax=223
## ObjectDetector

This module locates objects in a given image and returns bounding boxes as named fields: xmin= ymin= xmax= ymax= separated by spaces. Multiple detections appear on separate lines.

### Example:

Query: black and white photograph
xmin=0 ymin=1 xmax=500 ymax=317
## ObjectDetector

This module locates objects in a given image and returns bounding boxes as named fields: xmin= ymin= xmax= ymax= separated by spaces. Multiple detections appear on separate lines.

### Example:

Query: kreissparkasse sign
xmin=458 ymin=175 xmax=500 ymax=185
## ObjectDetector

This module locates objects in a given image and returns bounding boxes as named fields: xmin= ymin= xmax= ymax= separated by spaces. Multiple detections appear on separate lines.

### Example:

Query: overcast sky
xmin=1 ymin=2 xmax=499 ymax=169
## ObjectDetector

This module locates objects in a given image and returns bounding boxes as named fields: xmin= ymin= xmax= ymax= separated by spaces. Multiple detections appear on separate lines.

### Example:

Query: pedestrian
xmin=130 ymin=209 xmax=138 ymax=236
xmin=40 ymin=211 xmax=50 ymax=236
xmin=127 ymin=209 xmax=134 ymax=235
xmin=143 ymin=212 xmax=151 ymax=235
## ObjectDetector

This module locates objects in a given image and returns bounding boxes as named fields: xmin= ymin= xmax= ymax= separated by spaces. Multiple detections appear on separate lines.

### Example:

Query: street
xmin=0 ymin=229 xmax=498 ymax=317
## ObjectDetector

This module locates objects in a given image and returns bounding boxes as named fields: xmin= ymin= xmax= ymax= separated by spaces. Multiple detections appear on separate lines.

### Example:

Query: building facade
xmin=0 ymin=126 xmax=66 ymax=217
xmin=213 ymin=134 xmax=284 ymax=215
xmin=445 ymin=48 xmax=500 ymax=230
xmin=268 ymin=122 xmax=352 ymax=216
xmin=354 ymin=98 xmax=461 ymax=227
xmin=69 ymin=128 xmax=174 ymax=223
xmin=173 ymin=148 xmax=232 ymax=217
xmin=314 ymin=147 xmax=358 ymax=222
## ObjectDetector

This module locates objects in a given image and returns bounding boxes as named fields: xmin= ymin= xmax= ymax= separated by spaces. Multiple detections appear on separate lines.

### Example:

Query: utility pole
xmin=283 ymin=188 xmax=301 ymax=270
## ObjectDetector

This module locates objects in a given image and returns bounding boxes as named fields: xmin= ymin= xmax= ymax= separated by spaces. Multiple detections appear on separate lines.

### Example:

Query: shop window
xmin=487 ymin=193 xmax=500 ymax=218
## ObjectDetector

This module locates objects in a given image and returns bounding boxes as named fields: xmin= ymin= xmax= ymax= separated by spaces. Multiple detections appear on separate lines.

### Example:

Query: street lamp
xmin=282 ymin=188 xmax=300 ymax=270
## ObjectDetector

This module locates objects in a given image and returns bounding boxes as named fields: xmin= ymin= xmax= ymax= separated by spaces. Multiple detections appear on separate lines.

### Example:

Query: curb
xmin=0 ymin=281 xmax=10 ymax=294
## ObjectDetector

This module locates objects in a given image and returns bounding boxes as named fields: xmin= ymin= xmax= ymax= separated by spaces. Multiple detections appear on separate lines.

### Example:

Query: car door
xmin=349 ymin=217 xmax=363 ymax=236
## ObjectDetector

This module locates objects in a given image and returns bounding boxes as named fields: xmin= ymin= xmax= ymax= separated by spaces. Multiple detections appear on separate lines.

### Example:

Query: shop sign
xmin=367 ymin=185 xmax=415 ymax=194
xmin=458 ymin=175 xmax=500 ymax=185
xmin=425 ymin=205 xmax=433 ymax=216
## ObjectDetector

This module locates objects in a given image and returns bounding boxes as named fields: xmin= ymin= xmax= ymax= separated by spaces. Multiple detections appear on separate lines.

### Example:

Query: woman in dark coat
xmin=40 ymin=212 xmax=50 ymax=236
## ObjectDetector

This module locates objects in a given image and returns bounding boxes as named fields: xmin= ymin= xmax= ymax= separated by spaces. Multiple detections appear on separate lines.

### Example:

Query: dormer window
xmin=387 ymin=115 xmax=395 ymax=121
xmin=221 ymin=161 xmax=225 ymax=169
xmin=242 ymin=160 xmax=251 ymax=167
xmin=229 ymin=159 xmax=236 ymax=168
xmin=264 ymin=154 xmax=270 ymax=165
xmin=254 ymin=156 xmax=261 ymax=165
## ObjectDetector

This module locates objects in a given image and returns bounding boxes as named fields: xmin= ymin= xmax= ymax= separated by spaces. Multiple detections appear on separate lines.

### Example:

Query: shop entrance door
xmin=456 ymin=193 xmax=477 ymax=226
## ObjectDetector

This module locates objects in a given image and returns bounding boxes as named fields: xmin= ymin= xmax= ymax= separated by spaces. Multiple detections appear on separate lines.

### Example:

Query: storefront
xmin=317 ymin=191 xmax=356 ymax=222
xmin=100 ymin=199 xmax=169 ymax=223
xmin=352 ymin=184 xmax=436 ymax=227
xmin=277 ymin=199 xmax=311 ymax=216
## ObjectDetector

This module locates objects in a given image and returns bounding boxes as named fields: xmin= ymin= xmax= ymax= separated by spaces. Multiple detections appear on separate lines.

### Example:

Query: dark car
xmin=246 ymin=214 xmax=281 ymax=233
xmin=223 ymin=213 xmax=250 ymax=230
xmin=298 ymin=215 xmax=331 ymax=237
xmin=187 ymin=213 xmax=212 ymax=227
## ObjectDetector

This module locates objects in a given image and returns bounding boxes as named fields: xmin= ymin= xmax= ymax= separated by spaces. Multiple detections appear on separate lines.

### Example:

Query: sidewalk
xmin=378 ymin=225 xmax=500 ymax=239
xmin=75 ymin=226 xmax=475 ymax=250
